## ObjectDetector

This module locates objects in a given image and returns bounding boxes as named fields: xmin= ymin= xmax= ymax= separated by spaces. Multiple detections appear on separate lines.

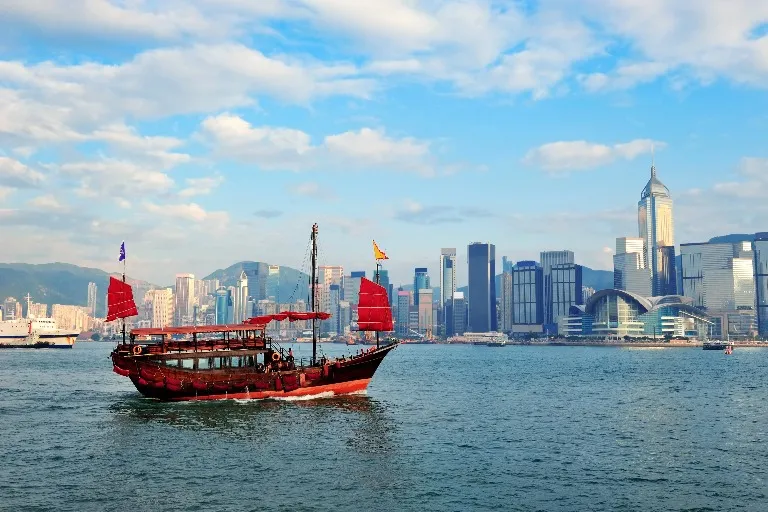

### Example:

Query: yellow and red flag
xmin=373 ymin=240 xmax=389 ymax=260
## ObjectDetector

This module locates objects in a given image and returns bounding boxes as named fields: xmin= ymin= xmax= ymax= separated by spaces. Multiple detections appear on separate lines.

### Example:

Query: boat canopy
xmin=243 ymin=311 xmax=332 ymax=324
xmin=131 ymin=323 xmax=268 ymax=336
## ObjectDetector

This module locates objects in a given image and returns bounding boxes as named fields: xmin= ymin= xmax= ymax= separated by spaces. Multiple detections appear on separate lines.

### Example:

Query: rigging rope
xmin=285 ymin=234 xmax=312 ymax=304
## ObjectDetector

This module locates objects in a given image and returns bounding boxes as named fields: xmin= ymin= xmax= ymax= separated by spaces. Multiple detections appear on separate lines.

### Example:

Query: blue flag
xmin=119 ymin=241 xmax=125 ymax=262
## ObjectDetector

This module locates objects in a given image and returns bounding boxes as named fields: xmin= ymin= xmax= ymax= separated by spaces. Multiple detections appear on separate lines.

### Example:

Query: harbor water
xmin=1 ymin=343 xmax=767 ymax=511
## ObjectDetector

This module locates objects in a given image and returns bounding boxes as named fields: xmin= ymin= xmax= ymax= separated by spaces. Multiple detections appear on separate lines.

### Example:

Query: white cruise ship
xmin=447 ymin=331 xmax=509 ymax=346
xmin=0 ymin=297 xmax=79 ymax=348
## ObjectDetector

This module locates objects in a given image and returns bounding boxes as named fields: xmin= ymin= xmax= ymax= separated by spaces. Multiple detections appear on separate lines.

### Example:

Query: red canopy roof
xmin=131 ymin=323 xmax=268 ymax=336
xmin=243 ymin=311 xmax=331 ymax=324
xmin=107 ymin=276 xmax=138 ymax=322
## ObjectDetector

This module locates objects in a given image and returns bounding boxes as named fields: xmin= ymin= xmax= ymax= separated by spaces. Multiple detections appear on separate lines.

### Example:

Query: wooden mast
xmin=375 ymin=261 xmax=381 ymax=349
xmin=310 ymin=223 xmax=319 ymax=365
xmin=122 ymin=243 xmax=126 ymax=346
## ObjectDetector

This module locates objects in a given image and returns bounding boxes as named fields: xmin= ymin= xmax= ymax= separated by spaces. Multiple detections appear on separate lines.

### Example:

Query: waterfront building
xmin=174 ymin=273 xmax=195 ymax=326
xmin=146 ymin=288 xmax=174 ymax=329
xmin=613 ymin=237 xmax=652 ymax=296
xmin=468 ymin=242 xmax=497 ymax=332
xmin=418 ymin=288 xmax=433 ymax=336
xmin=510 ymin=260 xmax=544 ymax=334
xmin=87 ymin=282 xmax=97 ymax=318
xmin=551 ymin=263 xmax=583 ymax=328
xmin=28 ymin=302 xmax=48 ymax=318
xmin=51 ymin=304 xmax=92 ymax=331
xmin=324 ymin=284 xmax=341 ymax=334
xmin=754 ymin=232 xmax=768 ymax=338
xmin=439 ymin=247 xmax=457 ymax=310
xmin=499 ymin=272 xmax=513 ymax=332
xmin=681 ymin=241 xmax=756 ymax=337
xmin=396 ymin=291 xmax=411 ymax=336
xmin=318 ymin=265 xmax=343 ymax=316
xmin=413 ymin=268 xmax=430 ymax=305
xmin=562 ymin=290 xmax=711 ymax=339
xmin=540 ymin=250 xmax=574 ymax=329
xmin=447 ymin=292 xmax=467 ymax=336
xmin=638 ymin=160 xmax=677 ymax=296
xmin=582 ymin=286 xmax=596 ymax=302
xmin=3 ymin=297 xmax=21 ymax=320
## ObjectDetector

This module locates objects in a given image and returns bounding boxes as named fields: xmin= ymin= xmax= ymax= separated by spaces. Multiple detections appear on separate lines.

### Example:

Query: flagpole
xmin=375 ymin=260 xmax=381 ymax=349
xmin=121 ymin=241 xmax=126 ymax=347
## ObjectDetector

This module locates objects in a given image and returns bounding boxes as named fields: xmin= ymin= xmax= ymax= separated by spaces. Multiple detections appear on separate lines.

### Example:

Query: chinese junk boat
xmin=109 ymin=225 xmax=399 ymax=402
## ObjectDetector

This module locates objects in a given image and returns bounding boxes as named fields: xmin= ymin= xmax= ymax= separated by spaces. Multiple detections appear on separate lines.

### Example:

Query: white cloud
xmin=91 ymin=124 xmax=191 ymax=169
xmin=179 ymin=176 xmax=224 ymax=198
xmin=523 ymin=139 xmax=663 ymax=171
xmin=143 ymin=202 xmax=230 ymax=225
xmin=58 ymin=159 xmax=175 ymax=200
xmin=0 ymin=156 xmax=45 ymax=188
xmin=0 ymin=0 xmax=223 ymax=41
xmin=28 ymin=194 xmax=65 ymax=211
xmin=571 ymin=0 xmax=768 ymax=91
xmin=199 ymin=114 xmax=437 ymax=175
xmin=0 ymin=186 xmax=14 ymax=202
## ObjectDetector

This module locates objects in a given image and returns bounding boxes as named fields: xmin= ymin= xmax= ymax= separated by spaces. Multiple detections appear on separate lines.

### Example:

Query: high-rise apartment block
xmin=613 ymin=237 xmax=652 ymax=296
xmin=87 ymin=282 xmax=97 ymax=318
xmin=174 ymin=273 xmax=195 ymax=326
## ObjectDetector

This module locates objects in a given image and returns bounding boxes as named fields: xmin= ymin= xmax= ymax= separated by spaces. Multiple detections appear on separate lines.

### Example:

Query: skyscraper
xmin=413 ymin=268 xmax=430 ymax=305
xmin=87 ymin=282 xmax=97 ymax=318
xmin=613 ymin=237 xmax=652 ymax=296
xmin=753 ymin=233 xmax=768 ymax=337
xmin=638 ymin=159 xmax=676 ymax=296
xmin=174 ymin=273 xmax=195 ymax=326
xmin=343 ymin=271 xmax=365 ymax=306
xmin=232 ymin=270 xmax=248 ymax=323
xmin=551 ymin=263 xmax=584 ymax=326
xmin=396 ymin=291 xmax=411 ymax=336
xmin=540 ymin=250 xmax=574 ymax=326
xmin=467 ymin=242 xmax=496 ymax=332
xmin=511 ymin=261 xmax=544 ymax=329
xmin=215 ymin=287 xmax=231 ymax=325
xmin=439 ymin=248 xmax=457 ymax=309
xmin=418 ymin=288 xmax=433 ymax=336
xmin=266 ymin=265 xmax=280 ymax=302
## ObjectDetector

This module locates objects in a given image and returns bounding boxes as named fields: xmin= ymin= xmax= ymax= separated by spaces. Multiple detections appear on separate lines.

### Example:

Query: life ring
xmin=271 ymin=352 xmax=281 ymax=362
xmin=132 ymin=345 xmax=143 ymax=356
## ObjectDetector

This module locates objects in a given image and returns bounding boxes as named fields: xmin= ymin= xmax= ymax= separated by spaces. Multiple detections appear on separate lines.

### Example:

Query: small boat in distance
xmin=448 ymin=332 xmax=509 ymax=346
xmin=724 ymin=344 xmax=733 ymax=355
xmin=109 ymin=225 xmax=400 ymax=402
xmin=703 ymin=341 xmax=728 ymax=350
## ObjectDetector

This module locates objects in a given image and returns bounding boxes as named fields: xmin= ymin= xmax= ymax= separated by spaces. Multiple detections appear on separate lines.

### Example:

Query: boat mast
xmin=122 ymin=250 xmax=126 ymax=346
xmin=311 ymin=223 xmax=318 ymax=365
xmin=375 ymin=261 xmax=380 ymax=349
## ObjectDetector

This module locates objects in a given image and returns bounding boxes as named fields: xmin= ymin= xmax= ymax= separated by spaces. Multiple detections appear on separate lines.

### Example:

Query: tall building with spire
xmin=638 ymin=153 xmax=677 ymax=296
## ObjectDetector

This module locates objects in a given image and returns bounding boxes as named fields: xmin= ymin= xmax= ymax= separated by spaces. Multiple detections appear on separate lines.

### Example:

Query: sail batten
xmin=106 ymin=276 xmax=138 ymax=322
xmin=356 ymin=277 xmax=393 ymax=332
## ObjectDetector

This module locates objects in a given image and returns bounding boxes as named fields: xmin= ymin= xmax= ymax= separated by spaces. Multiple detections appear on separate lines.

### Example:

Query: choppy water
xmin=1 ymin=342 xmax=767 ymax=511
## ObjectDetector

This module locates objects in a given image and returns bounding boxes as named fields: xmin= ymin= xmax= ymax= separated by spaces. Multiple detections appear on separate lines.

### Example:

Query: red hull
xmin=111 ymin=342 xmax=398 ymax=402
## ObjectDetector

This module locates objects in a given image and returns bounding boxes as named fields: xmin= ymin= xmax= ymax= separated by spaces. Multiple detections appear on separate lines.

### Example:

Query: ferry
xmin=448 ymin=331 xmax=509 ymax=346
xmin=0 ymin=297 xmax=79 ymax=348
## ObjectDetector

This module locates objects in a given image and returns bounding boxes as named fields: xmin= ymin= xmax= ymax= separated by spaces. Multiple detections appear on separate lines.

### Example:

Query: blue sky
xmin=1 ymin=1 xmax=768 ymax=287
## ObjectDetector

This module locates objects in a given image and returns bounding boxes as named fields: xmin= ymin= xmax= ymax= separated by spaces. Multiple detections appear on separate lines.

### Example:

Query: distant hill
xmin=708 ymin=233 xmax=756 ymax=244
xmin=203 ymin=261 xmax=310 ymax=304
xmin=0 ymin=263 xmax=158 ymax=317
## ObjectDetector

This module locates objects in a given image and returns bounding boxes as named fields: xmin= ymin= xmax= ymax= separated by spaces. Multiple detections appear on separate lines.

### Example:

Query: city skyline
xmin=1 ymin=2 xmax=768 ymax=287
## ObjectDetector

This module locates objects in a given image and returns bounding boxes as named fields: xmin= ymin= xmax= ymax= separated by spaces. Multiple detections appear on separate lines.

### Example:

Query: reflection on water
xmin=109 ymin=394 xmax=396 ymax=450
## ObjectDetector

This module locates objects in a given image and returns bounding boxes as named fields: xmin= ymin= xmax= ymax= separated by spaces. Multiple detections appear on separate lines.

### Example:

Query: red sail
xmin=106 ymin=276 xmax=138 ymax=322
xmin=356 ymin=277 xmax=393 ymax=331
xmin=243 ymin=311 xmax=331 ymax=325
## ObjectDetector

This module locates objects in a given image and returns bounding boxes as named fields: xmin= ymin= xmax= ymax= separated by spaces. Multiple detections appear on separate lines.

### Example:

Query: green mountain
xmin=0 ymin=263 xmax=158 ymax=317
xmin=203 ymin=261 xmax=310 ymax=304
